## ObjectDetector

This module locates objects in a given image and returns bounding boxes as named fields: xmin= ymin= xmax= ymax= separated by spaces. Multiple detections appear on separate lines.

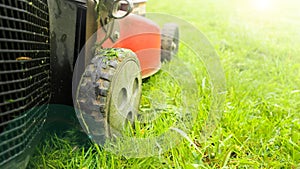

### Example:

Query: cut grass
xmin=28 ymin=0 xmax=300 ymax=168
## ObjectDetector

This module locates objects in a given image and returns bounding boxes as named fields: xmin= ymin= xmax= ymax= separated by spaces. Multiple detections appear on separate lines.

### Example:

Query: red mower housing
xmin=98 ymin=14 xmax=161 ymax=78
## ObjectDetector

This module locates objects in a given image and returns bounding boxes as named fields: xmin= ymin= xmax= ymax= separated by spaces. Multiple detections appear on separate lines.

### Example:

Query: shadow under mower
xmin=75 ymin=0 xmax=180 ymax=144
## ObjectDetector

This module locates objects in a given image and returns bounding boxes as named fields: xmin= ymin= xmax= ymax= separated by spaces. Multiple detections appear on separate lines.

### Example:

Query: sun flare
xmin=252 ymin=0 xmax=273 ymax=11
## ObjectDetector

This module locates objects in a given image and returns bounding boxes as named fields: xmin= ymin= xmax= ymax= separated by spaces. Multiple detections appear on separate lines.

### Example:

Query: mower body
xmin=100 ymin=14 xmax=161 ymax=78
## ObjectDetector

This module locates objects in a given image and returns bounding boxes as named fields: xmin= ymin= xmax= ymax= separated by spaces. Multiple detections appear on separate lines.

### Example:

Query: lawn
xmin=28 ymin=0 xmax=300 ymax=168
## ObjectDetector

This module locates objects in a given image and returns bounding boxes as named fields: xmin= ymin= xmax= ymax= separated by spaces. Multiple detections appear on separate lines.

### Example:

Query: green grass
xmin=28 ymin=0 xmax=300 ymax=168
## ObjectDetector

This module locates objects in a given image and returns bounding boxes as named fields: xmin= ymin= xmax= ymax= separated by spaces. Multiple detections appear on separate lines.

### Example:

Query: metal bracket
xmin=102 ymin=20 xmax=121 ymax=43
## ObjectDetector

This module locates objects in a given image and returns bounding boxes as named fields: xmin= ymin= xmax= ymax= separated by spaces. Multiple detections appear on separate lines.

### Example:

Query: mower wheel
xmin=161 ymin=23 xmax=179 ymax=62
xmin=76 ymin=48 xmax=142 ymax=144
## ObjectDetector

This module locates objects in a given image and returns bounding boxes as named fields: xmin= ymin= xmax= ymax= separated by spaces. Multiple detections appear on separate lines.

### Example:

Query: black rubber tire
xmin=76 ymin=48 xmax=142 ymax=145
xmin=161 ymin=23 xmax=179 ymax=62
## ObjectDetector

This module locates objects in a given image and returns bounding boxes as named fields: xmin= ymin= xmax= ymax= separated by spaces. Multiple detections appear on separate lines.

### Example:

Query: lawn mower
xmin=0 ymin=0 xmax=179 ymax=168
xmin=74 ymin=0 xmax=180 ymax=143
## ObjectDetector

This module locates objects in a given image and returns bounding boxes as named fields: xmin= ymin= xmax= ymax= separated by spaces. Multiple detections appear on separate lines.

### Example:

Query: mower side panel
xmin=99 ymin=14 xmax=161 ymax=78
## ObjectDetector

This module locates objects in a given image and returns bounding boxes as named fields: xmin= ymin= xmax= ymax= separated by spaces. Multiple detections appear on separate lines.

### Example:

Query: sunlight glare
xmin=252 ymin=0 xmax=273 ymax=11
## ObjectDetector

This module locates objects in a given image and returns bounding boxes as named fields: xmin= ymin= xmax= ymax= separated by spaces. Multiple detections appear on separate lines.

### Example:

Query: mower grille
xmin=0 ymin=0 xmax=50 ymax=166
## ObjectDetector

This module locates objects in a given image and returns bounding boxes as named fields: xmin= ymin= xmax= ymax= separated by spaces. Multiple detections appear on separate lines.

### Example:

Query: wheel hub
xmin=109 ymin=56 xmax=142 ymax=136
